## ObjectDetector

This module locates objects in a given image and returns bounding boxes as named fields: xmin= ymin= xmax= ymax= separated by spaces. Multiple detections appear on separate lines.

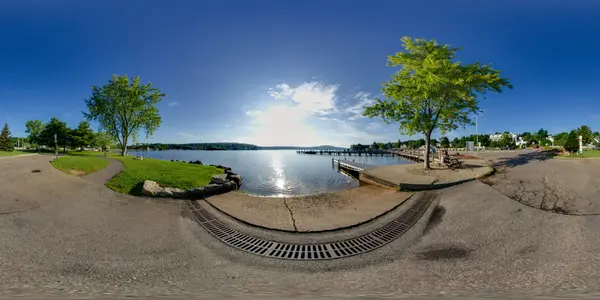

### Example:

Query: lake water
xmin=129 ymin=150 xmax=414 ymax=197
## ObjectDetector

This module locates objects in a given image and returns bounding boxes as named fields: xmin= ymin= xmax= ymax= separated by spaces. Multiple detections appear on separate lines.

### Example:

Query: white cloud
xmin=366 ymin=122 xmax=382 ymax=131
xmin=167 ymin=101 xmax=179 ymax=107
xmin=345 ymin=92 xmax=375 ymax=121
xmin=240 ymin=80 xmax=397 ymax=147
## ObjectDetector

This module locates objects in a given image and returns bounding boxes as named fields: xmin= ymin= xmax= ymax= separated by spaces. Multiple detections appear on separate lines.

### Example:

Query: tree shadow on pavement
xmin=493 ymin=151 xmax=557 ymax=168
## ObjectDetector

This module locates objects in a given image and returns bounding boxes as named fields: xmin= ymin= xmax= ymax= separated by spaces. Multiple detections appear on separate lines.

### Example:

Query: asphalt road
xmin=479 ymin=149 xmax=600 ymax=214
xmin=2 ymin=154 xmax=600 ymax=299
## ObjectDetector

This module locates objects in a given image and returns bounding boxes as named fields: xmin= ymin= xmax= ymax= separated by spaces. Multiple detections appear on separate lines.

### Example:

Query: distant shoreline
xmin=130 ymin=148 xmax=348 ymax=151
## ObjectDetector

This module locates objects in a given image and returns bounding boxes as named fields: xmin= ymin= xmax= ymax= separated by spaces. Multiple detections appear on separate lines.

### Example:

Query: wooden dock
xmin=332 ymin=158 xmax=377 ymax=172
xmin=298 ymin=149 xmax=393 ymax=156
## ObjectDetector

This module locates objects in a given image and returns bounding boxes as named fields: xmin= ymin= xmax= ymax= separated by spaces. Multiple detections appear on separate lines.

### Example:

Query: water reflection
xmin=269 ymin=152 xmax=287 ymax=192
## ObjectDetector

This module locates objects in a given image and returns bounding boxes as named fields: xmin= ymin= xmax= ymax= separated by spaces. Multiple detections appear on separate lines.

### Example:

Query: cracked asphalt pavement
xmin=480 ymin=149 xmax=600 ymax=214
xmin=3 ymin=154 xmax=600 ymax=299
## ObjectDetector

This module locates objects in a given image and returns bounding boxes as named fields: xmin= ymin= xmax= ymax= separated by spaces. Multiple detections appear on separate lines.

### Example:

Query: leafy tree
xmin=534 ymin=128 xmax=548 ymax=143
xmin=71 ymin=121 xmax=95 ymax=151
xmin=0 ymin=123 xmax=14 ymax=151
xmin=576 ymin=125 xmax=593 ymax=145
xmin=25 ymin=120 xmax=44 ymax=150
xmin=84 ymin=75 xmax=165 ymax=156
xmin=451 ymin=137 xmax=460 ymax=147
xmin=363 ymin=37 xmax=511 ymax=169
xmin=40 ymin=117 xmax=70 ymax=150
xmin=440 ymin=136 xmax=450 ymax=148
xmin=521 ymin=132 xmax=532 ymax=142
xmin=553 ymin=132 xmax=568 ymax=147
xmin=94 ymin=131 xmax=114 ymax=156
xmin=564 ymin=130 xmax=579 ymax=154
xmin=593 ymin=131 xmax=600 ymax=145
xmin=498 ymin=133 xmax=515 ymax=148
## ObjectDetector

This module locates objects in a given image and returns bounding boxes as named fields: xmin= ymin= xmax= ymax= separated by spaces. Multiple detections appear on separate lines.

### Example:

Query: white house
xmin=489 ymin=132 xmax=526 ymax=147
xmin=489 ymin=132 xmax=518 ymax=142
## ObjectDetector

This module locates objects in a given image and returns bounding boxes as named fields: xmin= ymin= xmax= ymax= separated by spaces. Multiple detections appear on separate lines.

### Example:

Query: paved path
xmin=3 ymin=154 xmax=600 ymax=298
xmin=82 ymin=158 xmax=124 ymax=185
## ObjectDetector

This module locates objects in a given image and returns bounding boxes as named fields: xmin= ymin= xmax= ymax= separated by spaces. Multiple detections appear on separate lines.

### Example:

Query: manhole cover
xmin=186 ymin=193 xmax=435 ymax=260
xmin=31 ymin=170 xmax=41 ymax=173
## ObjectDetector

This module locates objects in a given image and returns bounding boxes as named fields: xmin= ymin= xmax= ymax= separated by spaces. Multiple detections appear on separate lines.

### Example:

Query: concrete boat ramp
xmin=333 ymin=158 xmax=487 ymax=190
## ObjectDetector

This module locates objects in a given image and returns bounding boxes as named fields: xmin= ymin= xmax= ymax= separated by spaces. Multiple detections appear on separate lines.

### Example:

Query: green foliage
xmin=536 ymin=128 xmax=548 ymax=139
xmin=576 ymin=125 xmax=593 ymax=145
xmin=0 ymin=123 xmax=15 ymax=151
xmin=39 ymin=117 xmax=69 ymax=149
xmin=71 ymin=121 xmax=95 ymax=150
xmin=50 ymin=155 xmax=110 ymax=175
xmin=84 ymin=75 xmax=165 ymax=156
xmin=0 ymin=150 xmax=25 ymax=156
xmin=440 ymin=136 xmax=450 ymax=148
xmin=564 ymin=130 xmax=579 ymax=153
xmin=521 ymin=132 xmax=532 ymax=142
xmin=451 ymin=137 xmax=461 ymax=147
xmin=94 ymin=131 xmax=115 ymax=153
xmin=25 ymin=120 xmax=44 ymax=147
xmin=106 ymin=156 xmax=223 ymax=195
xmin=363 ymin=37 xmax=511 ymax=168
xmin=553 ymin=132 xmax=569 ymax=147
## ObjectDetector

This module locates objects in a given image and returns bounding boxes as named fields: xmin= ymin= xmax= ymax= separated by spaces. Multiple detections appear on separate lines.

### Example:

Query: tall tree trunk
xmin=120 ymin=133 xmax=128 ymax=156
xmin=424 ymin=131 xmax=432 ymax=170
xmin=121 ymin=141 xmax=128 ymax=156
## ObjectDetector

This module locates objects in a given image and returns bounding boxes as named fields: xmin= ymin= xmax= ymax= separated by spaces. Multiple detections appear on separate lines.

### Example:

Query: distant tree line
xmin=349 ymin=126 xmax=600 ymax=152
xmin=129 ymin=143 xmax=259 ymax=151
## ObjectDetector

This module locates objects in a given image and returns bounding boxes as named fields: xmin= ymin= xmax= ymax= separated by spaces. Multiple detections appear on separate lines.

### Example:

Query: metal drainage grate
xmin=185 ymin=193 xmax=434 ymax=260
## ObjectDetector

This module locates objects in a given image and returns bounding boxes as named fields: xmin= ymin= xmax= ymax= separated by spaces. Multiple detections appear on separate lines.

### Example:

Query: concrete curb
xmin=359 ymin=168 xmax=490 ymax=192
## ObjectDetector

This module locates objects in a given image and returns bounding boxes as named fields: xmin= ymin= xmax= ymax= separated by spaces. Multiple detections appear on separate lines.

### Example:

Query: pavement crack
xmin=0 ymin=202 xmax=52 ymax=216
xmin=282 ymin=198 xmax=298 ymax=232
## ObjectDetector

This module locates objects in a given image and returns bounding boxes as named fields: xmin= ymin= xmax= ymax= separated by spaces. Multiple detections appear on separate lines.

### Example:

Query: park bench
xmin=439 ymin=156 xmax=463 ymax=169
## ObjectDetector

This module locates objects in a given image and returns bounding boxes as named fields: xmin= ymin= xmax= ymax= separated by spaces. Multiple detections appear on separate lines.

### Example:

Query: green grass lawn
xmin=50 ymin=155 xmax=110 ymax=175
xmin=558 ymin=149 xmax=600 ymax=158
xmin=0 ymin=150 xmax=27 ymax=156
xmin=106 ymin=155 xmax=223 ymax=195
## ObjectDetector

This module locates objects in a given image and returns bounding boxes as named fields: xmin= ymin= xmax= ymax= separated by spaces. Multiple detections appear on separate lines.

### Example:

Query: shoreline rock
xmin=141 ymin=165 xmax=243 ymax=199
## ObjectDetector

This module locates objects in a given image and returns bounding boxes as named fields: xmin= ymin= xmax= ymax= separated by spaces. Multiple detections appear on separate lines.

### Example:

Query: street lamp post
xmin=54 ymin=133 xmax=58 ymax=160
xmin=476 ymin=115 xmax=479 ymax=152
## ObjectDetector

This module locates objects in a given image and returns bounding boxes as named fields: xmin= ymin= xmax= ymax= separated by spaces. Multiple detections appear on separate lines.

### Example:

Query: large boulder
xmin=185 ymin=182 xmax=238 ymax=199
xmin=222 ymin=180 xmax=237 ymax=192
xmin=210 ymin=174 xmax=229 ymax=184
xmin=142 ymin=180 xmax=162 ymax=196
xmin=203 ymin=183 xmax=225 ymax=194
xmin=142 ymin=180 xmax=188 ymax=198
xmin=186 ymin=187 xmax=206 ymax=199
xmin=160 ymin=187 xmax=186 ymax=198
xmin=227 ymin=174 xmax=243 ymax=188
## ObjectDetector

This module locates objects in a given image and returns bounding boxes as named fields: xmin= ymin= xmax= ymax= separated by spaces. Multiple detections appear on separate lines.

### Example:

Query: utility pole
xmin=476 ymin=115 xmax=479 ymax=152
xmin=54 ymin=134 xmax=58 ymax=160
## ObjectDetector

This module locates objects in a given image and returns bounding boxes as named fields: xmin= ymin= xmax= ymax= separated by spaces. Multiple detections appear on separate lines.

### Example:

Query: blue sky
xmin=1 ymin=0 xmax=599 ymax=147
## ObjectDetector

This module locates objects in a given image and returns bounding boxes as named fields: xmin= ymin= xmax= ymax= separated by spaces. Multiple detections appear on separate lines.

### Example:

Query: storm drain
xmin=185 ymin=193 xmax=434 ymax=260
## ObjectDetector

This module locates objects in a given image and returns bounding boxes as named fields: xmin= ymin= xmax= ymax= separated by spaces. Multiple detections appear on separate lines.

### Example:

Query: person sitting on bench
xmin=440 ymin=150 xmax=448 ymax=164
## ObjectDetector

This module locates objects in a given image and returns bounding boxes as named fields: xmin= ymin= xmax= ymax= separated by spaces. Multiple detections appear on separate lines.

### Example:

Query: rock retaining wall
xmin=141 ymin=165 xmax=243 ymax=199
